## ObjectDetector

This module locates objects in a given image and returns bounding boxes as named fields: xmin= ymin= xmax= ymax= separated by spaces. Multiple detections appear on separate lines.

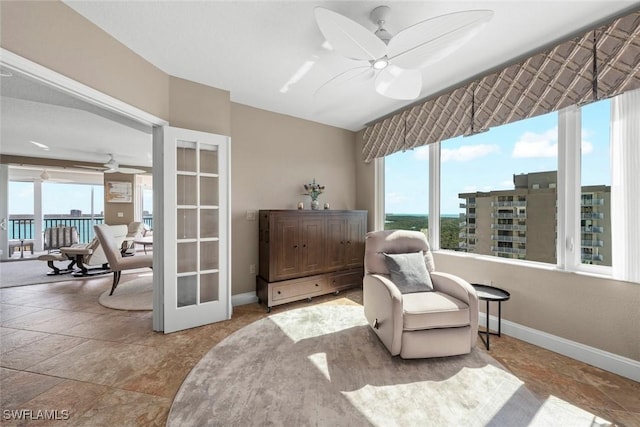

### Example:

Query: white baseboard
xmin=232 ymin=292 xmax=259 ymax=307
xmin=479 ymin=313 xmax=640 ymax=383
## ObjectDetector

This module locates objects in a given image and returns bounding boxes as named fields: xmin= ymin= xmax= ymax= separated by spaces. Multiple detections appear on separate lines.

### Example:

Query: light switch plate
xmin=246 ymin=210 xmax=256 ymax=221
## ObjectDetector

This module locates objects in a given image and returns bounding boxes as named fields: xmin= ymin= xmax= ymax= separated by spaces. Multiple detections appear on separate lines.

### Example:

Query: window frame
xmin=377 ymin=102 xmax=617 ymax=278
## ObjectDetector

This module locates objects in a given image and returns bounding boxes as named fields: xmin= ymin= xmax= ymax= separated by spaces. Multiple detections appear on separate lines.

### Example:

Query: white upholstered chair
xmin=363 ymin=230 xmax=478 ymax=359
xmin=94 ymin=224 xmax=153 ymax=295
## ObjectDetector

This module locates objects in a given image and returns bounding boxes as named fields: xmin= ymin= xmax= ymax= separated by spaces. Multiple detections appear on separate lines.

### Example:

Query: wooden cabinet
xmin=257 ymin=210 xmax=367 ymax=311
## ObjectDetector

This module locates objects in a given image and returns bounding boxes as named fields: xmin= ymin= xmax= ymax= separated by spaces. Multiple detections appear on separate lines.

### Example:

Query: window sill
xmin=433 ymin=249 xmax=616 ymax=282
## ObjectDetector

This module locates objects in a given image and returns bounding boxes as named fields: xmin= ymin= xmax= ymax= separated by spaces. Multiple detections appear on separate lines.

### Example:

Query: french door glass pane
xmin=200 ymin=177 xmax=218 ymax=206
xmin=177 ymin=175 xmax=197 ymax=205
xmin=200 ymin=146 xmax=218 ymax=174
xmin=177 ymin=275 xmax=197 ymax=307
xmin=200 ymin=273 xmax=219 ymax=303
xmin=177 ymin=242 xmax=197 ymax=273
xmin=177 ymin=209 xmax=197 ymax=239
xmin=177 ymin=141 xmax=197 ymax=172
xmin=200 ymin=241 xmax=219 ymax=271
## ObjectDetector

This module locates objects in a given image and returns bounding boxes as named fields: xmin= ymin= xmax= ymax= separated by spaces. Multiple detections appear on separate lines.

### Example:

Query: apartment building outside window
xmin=382 ymin=90 xmax=639 ymax=281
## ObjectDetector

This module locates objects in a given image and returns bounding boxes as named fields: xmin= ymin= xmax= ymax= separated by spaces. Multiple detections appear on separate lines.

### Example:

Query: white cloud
xmin=413 ymin=146 xmax=429 ymax=161
xmin=441 ymin=144 xmax=500 ymax=162
xmin=512 ymin=127 xmax=558 ymax=158
xmin=512 ymin=126 xmax=595 ymax=158
xmin=582 ymin=140 xmax=593 ymax=155
xmin=386 ymin=192 xmax=409 ymax=205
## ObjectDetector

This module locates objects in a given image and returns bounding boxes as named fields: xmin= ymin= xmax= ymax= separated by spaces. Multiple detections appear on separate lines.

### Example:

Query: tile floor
xmin=1 ymin=276 xmax=639 ymax=426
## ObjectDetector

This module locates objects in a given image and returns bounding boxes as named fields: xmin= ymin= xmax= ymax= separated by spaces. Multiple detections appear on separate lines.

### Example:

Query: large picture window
xmin=380 ymin=89 xmax=639 ymax=280
xmin=580 ymin=99 xmax=611 ymax=267
xmin=384 ymin=148 xmax=429 ymax=235
xmin=441 ymin=111 xmax=558 ymax=263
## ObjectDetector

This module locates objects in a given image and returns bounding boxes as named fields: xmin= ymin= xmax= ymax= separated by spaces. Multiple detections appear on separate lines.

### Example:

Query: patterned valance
xmin=363 ymin=10 xmax=640 ymax=163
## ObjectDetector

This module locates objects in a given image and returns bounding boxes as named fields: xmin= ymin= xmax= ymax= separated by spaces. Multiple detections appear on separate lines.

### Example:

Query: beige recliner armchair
xmin=363 ymin=230 xmax=478 ymax=359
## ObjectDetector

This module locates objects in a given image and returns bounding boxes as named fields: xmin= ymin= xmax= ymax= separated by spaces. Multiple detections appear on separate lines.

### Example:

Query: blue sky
xmin=9 ymin=182 xmax=153 ymax=216
xmin=386 ymin=99 xmax=611 ymax=215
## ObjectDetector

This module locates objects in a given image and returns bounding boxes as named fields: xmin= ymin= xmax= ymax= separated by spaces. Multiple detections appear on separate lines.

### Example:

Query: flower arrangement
xmin=303 ymin=178 xmax=325 ymax=202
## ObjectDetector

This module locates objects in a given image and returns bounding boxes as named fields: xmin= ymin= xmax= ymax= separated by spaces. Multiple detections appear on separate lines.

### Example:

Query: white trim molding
xmin=479 ymin=313 xmax=640 ymax=383
xmin=0 ymin=49 xmax=168 ymax=127
xmin=232 ymin=292 xmax=259 ymax=307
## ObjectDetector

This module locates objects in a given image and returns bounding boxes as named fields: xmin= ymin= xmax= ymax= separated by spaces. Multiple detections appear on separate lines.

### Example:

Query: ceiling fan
xmin=314 ymin=6 xmax=493 ymax=100
xmin=35 ymin=169 xmax=72 ymax=183
xmin=76 ymin=154 xmax=146 ymax=174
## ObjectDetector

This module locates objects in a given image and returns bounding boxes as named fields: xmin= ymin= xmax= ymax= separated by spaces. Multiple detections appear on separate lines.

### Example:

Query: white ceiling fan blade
xmin=314 ymin=7 xmax=387 ymax=61
xmin=105 ymin=167 xmax=146 ymax=174
xmin=374 ymin=65 xmax=422 ymax=100
xmin=75 ymin=165 xmax=108 ymax=171
xmin=388 ymin=10 xmax=493 ymax=70
xmin=314 ymin=65 xmax=374 ymax=97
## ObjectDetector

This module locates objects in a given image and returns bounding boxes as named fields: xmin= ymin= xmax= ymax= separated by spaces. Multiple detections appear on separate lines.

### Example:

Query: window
xmin=440 ymin=110 xmax=558 ymax=262
xmin=384 ymin=148 xmax=428 ymax=235
xmin=580 ymin=99 xmax=611 ymax=267
xmin=8 ymin=182 xmax=34 ymax=240
xmin=379 ymin=90 xmax=639 ymax=282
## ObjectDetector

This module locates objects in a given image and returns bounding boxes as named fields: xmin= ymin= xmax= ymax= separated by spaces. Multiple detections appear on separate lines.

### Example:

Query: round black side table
xmin=471 ymin=284 xmax=510 ymax=350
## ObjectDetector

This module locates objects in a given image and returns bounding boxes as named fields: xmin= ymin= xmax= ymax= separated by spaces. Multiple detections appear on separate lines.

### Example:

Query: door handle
xmin=0 ymin=218 xmax=6 ymax=231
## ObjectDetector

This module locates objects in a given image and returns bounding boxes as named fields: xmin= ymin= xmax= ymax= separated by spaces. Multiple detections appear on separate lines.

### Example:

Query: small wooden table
xmin=471 ymin=284 xmax=510 ymax=350
xmin=134 ymin=236 xmax=153 ymax=254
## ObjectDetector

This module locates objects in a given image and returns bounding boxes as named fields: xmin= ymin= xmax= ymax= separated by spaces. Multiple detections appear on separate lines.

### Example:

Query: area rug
xmin=98 ymin=275 xmax=152 ymax=311
xmin=0 ymin=259 xmax=102 ymax=288
xmin=168 ymin=305 xmax=610 ymax=426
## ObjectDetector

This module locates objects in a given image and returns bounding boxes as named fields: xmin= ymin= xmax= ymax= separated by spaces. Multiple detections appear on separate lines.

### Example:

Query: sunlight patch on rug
xmin=168 ymin=305 xmax=611 ymax=426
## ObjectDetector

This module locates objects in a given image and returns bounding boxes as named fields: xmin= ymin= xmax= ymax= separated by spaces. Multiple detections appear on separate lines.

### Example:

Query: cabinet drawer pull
xmin=277 ymin=290 xmax=281 ymax=294
xmin=315 ymin=283 xmax=319 ymax=287
xmin=293 ymin=245 xmax=298 ymax=248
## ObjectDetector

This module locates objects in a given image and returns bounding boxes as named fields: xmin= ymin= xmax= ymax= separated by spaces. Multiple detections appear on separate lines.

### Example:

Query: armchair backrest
xmin=43 ymin=226 xmax=79 ymax=251
xmin=364 ymin=230 xmax=436 ymax=275
xmin=93 ymin=224 xmax=128 ymax=268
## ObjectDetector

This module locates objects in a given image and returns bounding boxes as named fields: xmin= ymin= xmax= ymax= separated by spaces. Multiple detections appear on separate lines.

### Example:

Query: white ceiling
xmin=1 ymin=1 xmax=638 ymax=168
xmin=65 ymin=0 xmax=639 ymax=131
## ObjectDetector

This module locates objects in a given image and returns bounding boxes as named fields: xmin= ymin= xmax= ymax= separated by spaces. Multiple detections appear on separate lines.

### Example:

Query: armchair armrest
xmin=60 ymin=246 xmax=93 ymax=256
xmin=363 ymin=274 xmax=404 ymax=355
xmin=431 ymin=271 xmax=479 ymax=348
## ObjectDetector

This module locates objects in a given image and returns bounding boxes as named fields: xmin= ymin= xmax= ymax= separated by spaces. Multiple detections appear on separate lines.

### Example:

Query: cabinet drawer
xmin=327 ymin=271 xmax=363 ymax=291
xmin=271 ymin=278 xmax=326 ymax=301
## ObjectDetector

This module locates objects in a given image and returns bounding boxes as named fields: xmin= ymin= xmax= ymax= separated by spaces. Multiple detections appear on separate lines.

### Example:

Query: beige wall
xmin=1 ymin=1 xmax=170 ymax=120
xmin=433 ymin=252 xmax=640 ymax=362
xmin=169 ymin=76 xmax=231 ymax=136
xmin=230 ymin=103 xmax=357 ymax=295
xmin=354 ymin=130 xmax=376 ymax=231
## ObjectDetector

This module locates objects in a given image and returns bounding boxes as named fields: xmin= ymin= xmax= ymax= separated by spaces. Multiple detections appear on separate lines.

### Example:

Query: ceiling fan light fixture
xmin=374 ymin=27 xmax=393 ymax=44
xmin=372 ymin=57 xmax=389 ymax=70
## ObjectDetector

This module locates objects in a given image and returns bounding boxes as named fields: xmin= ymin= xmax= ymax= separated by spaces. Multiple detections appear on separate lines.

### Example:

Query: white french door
xmin=156 ymin=126 xmax=231 ymax=333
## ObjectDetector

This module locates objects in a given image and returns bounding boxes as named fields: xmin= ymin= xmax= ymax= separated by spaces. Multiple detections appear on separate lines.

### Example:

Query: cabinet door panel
xmin=325 ymin=218 xmax=345 ymax=270
xmin=345 ymin=214 xmax=366 ymax=268
xmin=300 ymin=216 xmax=326 ymax=275
xmin=272 ymin=216 xmax=300 ymax=280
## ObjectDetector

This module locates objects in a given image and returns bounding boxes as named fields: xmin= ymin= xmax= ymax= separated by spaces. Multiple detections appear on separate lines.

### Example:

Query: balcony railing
xmin=491 ymin=213 xmax=527 ymax=219
xmin=581 ymin=239 xmax=604 ymax=247
xmin=581 ymin=226 xmax=604 ymax=233
xmin=491 ymin=201 xmax=527 ymax=207
xmin=491 ymin=224 xmax=527 ymax=231
xmin=581 ymin=212 xmax=605 ymax=219
xmin=581 ymin=253 xmax=604 ymax=262
xmin=491 ymin=246 xmax=526 ymax=255
xmin=8 ymin=216 xmax=154 ymax=244
xmin=581 ymin=198 xmax=605 ymax=206
xmin=491 ymin=235 xmax=527 ymax=243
